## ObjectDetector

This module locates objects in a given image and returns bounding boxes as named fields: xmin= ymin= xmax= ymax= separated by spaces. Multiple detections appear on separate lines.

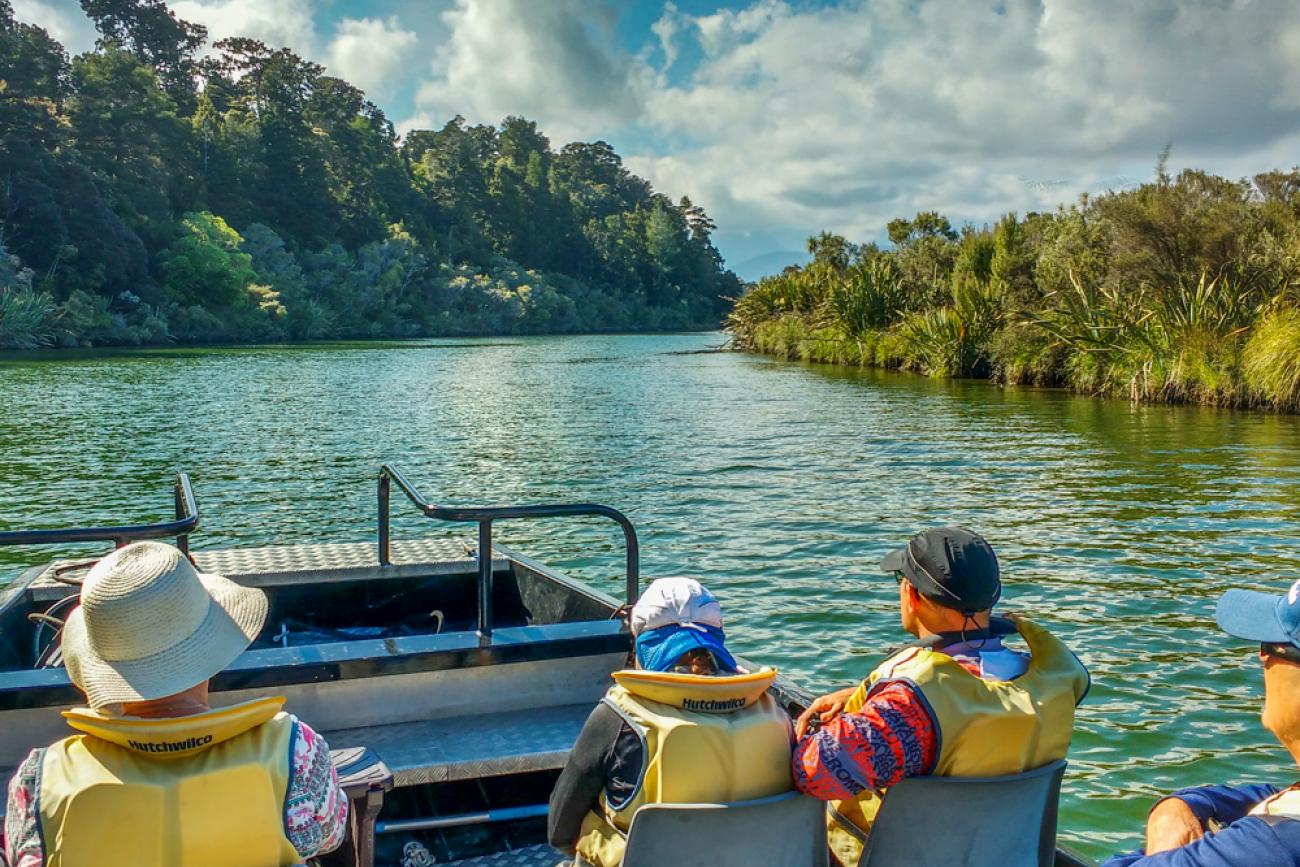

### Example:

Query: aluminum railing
xmin=0 ymin=473 xmax=199 ymax=553
xmin=377 ymin=463 xmax=639 ymax=638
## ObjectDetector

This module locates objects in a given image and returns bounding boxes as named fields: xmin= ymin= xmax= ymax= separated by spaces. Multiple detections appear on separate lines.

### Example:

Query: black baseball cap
xmin=880 ymin=526 xmax=1002 ymax=615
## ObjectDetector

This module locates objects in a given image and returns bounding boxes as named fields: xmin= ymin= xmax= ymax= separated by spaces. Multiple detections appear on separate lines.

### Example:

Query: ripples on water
xmin=3 ymin=333 xmax=1300 ymax=858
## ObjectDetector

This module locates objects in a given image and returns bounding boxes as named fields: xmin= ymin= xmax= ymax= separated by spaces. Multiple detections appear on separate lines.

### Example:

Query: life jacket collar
xmin=1251 ymin=785 xmax=1300 ymax=820
xmin=61 ymin=696 xmax=286 ymax=759
xmin=611 ymin=667 xmax=778 ymax=713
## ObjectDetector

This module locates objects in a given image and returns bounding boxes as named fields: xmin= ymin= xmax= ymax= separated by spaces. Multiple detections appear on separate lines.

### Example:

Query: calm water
xmin=3 ymin=332 xmax=1300 ymax=858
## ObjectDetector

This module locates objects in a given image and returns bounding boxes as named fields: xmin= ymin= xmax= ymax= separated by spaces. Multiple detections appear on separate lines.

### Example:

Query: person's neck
xmin=120 ymin=684 xmax=210 ymax=719
xmin=913 ymin=613 xmax=991 ymax=643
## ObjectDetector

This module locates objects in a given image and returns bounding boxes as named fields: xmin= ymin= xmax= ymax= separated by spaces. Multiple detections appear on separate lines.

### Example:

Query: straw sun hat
xmin=61 ymin=541 xmax=267 ymax=709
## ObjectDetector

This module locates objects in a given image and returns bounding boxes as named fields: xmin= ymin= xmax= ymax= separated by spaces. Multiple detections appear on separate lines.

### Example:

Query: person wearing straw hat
xmin=547 ymin=577 xmax=794 ymax=867
xmin=2 ymin=541 xmax=348 ymax=867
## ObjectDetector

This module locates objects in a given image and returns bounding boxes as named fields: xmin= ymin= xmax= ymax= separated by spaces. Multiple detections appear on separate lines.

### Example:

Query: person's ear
xmin=904 ymin=582 xmax=922 ymax=606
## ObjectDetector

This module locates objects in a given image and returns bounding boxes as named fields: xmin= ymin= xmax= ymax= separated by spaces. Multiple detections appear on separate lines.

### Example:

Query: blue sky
xmin=16 ymin=0 xmax=1300 ymax=277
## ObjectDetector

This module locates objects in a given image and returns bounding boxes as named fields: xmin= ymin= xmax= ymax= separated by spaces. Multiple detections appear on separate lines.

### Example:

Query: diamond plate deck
xmin=27 ymin=537 xmax=511 ymax=601
xmin=193 ymin=538 xmax=502 ymax=579
xmin=323 ymin=702 xmax=591 ymax=787
xmin=438 ymin=844 xmax=565 ymax=867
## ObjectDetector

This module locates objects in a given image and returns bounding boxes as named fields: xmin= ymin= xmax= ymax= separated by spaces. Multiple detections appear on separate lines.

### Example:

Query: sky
xmin=14 ymin=0 xmax=1300 ymax=277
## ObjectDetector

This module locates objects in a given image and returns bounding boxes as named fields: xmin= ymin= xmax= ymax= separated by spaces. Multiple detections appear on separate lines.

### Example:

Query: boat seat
xmin=857 ymin=759 xmax=1068 ymax=867
xmin=319 ymin=747 xmax=394 ymax=867
xmin=321 ymin=702 xmax=593 ymax=787
xmin=620 ymin=791 xmax=829 ymax=867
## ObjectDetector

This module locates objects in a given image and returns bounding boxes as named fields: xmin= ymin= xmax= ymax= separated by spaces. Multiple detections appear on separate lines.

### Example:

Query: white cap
xmin=630 ymin=577 xmax=724 ymax=637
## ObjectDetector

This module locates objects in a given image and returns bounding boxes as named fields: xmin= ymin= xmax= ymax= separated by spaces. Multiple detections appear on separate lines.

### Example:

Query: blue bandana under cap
xmin=634 ymin=623 xmax=737 ymax=673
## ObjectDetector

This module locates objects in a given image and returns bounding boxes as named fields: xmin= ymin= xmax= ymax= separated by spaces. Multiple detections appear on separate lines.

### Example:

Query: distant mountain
xmin=731 ymin=250 xmax=810 ymax=283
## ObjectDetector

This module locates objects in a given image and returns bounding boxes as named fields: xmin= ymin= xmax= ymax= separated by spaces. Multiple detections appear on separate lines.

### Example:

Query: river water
xmin=3 ymin=332 xmax=1300 ymax=858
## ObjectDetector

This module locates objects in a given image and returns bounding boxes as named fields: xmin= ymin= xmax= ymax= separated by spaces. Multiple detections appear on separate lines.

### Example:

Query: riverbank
xmin=732 ymin=308 xmax=1300 ymax=412
xmin=727 ymin=165 xmax=1300 ymax=412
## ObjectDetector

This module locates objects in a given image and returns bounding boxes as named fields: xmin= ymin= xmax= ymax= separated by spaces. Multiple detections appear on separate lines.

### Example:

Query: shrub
xmin=989 ymin=322 xmax=1066 ymax=385
xmin=159 ymin=212 xmax=257 ymax=307
xmin=826 ymin=258 xmax=902 ymax=335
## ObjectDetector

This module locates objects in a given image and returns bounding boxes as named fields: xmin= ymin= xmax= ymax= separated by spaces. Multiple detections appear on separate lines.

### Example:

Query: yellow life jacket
xmin=1250 ymin=785 xmax=1300 ymax=820
xmin=38 ymin=696 xmax=302 ymax=867
xmin=576 ymin=667 xmax=795 ymax=867
xmin=826 ymin=619 xmax=1088 ymax=867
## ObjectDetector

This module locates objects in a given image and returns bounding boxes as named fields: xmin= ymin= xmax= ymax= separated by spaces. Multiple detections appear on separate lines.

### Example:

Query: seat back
xmin=621 ymin=790 xmax=829 ymax=867
xmin=858 ymin=759 xmax=1067 ymax=867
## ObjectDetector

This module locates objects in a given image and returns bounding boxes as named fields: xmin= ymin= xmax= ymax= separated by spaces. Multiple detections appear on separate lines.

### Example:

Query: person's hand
xmin=1145 ymin=798 xmax=1204 ymax=855
xmin=795 ymin=686 xmax=857 ymax=739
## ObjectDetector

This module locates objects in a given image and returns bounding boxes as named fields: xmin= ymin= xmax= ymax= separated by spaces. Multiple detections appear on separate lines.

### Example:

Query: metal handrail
xmin=377 ymin=463 xmax=639 ymax=638
xmin=0 ymin=473 xmax=199 ymax=554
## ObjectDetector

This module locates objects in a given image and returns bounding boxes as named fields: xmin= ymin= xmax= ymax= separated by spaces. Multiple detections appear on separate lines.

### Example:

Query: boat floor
xmin=442 ymin=844 xmax=563 ymax=867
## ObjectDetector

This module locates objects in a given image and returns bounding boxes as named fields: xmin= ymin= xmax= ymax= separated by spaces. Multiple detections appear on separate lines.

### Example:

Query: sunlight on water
xmin=3 ymin=333 xmax=1300 ymax=859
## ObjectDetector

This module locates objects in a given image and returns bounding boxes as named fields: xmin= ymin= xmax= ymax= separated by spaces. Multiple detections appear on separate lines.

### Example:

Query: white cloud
xmin=412 ymin=0 xmax=647 ymax=144
xmin=621 ymin=0 xmax=1300 ymax=265
xmin=167 ymin=0 xmax=317 ymax=57
xmin=395 ymin=112 xmax=440 ymax=140
xmin=651 ymin=2 xmax=684 ymax=70
xmin=11 ymin=0 xmax=97 ymax=55
xmin=326 ymin=16 xmax=418 ymax=99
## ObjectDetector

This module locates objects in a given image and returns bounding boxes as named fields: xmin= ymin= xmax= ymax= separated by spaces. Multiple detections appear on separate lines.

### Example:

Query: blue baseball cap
xmin=635 ymin=623 xmax=738 ymax=674
xmin=1215 ymin=579 xmax=1300 ymax=648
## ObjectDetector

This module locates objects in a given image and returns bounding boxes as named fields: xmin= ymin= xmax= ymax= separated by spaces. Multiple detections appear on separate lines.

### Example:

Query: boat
xmin=0 ymin=465 xmax=1093 ymax=866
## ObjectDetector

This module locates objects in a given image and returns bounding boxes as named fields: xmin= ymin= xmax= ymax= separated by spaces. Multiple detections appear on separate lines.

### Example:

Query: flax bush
xmin=727 ymin=162 xmax=1300 ymax=411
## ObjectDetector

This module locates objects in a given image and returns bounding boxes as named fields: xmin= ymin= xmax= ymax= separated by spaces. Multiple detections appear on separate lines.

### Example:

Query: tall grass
xmin=0 ymin=287 xmax=58 ymax=349
xmin=1243 ymin=309 xmax=1300 ymax=410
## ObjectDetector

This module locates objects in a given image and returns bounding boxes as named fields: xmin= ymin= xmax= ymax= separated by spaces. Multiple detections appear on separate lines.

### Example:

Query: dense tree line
xmin=729 ymin=158 xmax=1300 ymax=411
xmin=0 ymin=0 xmax=738 ymax=347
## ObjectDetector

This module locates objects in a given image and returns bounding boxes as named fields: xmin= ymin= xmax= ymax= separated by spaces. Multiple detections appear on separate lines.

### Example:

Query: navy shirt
xmin=1103 ymin=784 xmax=1300 ymax=867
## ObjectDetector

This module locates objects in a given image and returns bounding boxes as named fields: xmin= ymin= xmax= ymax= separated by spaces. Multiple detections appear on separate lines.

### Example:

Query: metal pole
xmin=477 ymin=519 xmax=493 ymax=639
xmin=625 ymin=525 xmax=640 ymax=605
xmin=173 ymin=478 xmax=189 ymax=555
xmin=376 ymin=804 xmax=548 ymax=834
xmin=377 ymin=473 xmax=391 ymax=566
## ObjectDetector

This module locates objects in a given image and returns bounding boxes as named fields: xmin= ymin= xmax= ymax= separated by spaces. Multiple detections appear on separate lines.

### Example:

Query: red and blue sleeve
xmin=791 ymin=681 xmax=940 ymax=801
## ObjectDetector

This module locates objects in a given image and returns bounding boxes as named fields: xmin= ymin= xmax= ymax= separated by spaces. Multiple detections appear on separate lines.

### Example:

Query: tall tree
xmin=79 ymin=0 xmax=205 ymax=109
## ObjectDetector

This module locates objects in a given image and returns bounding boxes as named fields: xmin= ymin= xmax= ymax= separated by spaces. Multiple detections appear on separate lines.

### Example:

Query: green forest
xmin=728 ymin=157 xmax=1300 ymax=412
xmin=0 ymin=0 xmax=738 ymax=348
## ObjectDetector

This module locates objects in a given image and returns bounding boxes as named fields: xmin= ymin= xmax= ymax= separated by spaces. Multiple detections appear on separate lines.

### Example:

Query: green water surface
xmin=3 ymin=332 xmax=1300 ymax=859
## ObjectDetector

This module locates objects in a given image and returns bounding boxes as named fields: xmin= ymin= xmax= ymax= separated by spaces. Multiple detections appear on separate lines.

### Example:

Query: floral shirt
xmin=2 ymin=716 xmax=348 ymax=867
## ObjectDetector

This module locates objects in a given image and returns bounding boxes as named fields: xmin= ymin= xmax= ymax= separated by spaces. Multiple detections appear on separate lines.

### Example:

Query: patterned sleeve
xmin=792 ymin=681 xmax=939 ymax=801
xmin=284 ymin=719 xmax=349 ymax=860
xmin=4 ymin=749 xmax=45 ymax=867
